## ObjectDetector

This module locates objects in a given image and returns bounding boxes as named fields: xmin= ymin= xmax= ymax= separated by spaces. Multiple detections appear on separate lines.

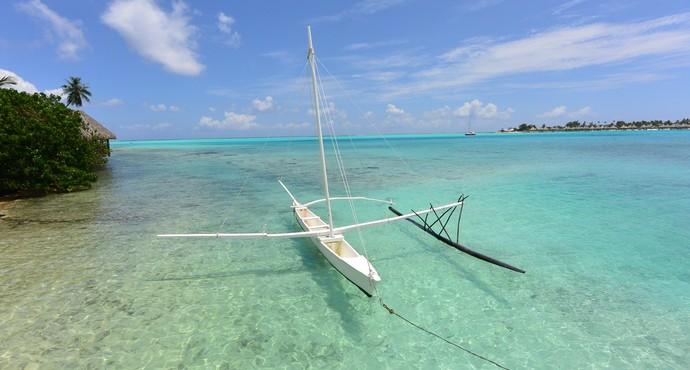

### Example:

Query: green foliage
xmin=62 ymin=76 xmax=91 ymax=107
xmin=0 ymin=88 xmax=107 ymax=196
xmin=516 ymin=123 xmax=536 ymax=131
xmin=510 ymin=118 xmax=690 ymax=132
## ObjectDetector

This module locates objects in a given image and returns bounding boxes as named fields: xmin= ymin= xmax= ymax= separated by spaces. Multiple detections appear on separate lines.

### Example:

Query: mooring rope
xmin=312 ymin=56 xmax=510 ymax=370
xmin=379 ymin=302 xmax=511 ymax=370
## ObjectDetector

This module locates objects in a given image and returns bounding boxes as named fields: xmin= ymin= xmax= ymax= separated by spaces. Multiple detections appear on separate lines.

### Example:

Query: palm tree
xmin=0 ymin=75 xmax=17 ymax=87
xmin=61 ymin=76 xmax=91 ymax=107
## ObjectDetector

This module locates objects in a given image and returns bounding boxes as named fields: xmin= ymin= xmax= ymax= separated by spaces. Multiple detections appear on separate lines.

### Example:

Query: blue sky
xmin=2 ymin=0 xmax=690 ymax=139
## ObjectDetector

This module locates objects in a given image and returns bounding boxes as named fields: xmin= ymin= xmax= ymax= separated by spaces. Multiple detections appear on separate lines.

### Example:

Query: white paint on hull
xmin=294 ymin=204 xmax=380 ymax=296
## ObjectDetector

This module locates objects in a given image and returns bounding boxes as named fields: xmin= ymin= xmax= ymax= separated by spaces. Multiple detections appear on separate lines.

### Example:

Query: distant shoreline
xmin=499 ymin=126 xmax=690 ymax=133
xmin=501 ymin=119 xmax=690 ymax=133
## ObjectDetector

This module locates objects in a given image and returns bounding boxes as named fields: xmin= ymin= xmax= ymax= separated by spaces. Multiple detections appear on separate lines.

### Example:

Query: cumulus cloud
xmin=0 ymin=69 xmax=64 ymax=97
xmin=1 ymin=69 xmax=38 ymax=93
xmin=218 ymin=12 xmax=241 ymax=47
xmin=149 ymin=103 xmax=179 ymax=112
xmin=42 ymin=88 xmax=65 ymax=99
xmin=571 ymin=106 xmax=592 ymax=116
xmin=252 ymin=96 xmax=274 ymax=111
xmin=102 ymin=0 xmax=204 ymax=76
xmin=538 ymin=105 xmax=568 ymax=118
xmin=308 ymin=101 xmax=348 ymax=122
xmin=454 ymin=99 xmax=512 ymax=119
xmin=17 ymin=0 xmax=87 ymax=60
xmin=149 ymin=103 xmax=166 ymax=112
xmin=538 ymin=105 xmax=592 ymax=118
xmin=199 ymin=111 xmax=257 ymax=130
xmin=385 ymin=103 xmax=405 ymax=115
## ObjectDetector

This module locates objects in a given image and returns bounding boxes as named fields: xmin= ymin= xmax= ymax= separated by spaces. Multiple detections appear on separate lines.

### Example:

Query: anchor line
xmin=378 ymin=302 xmax=511 ymax=370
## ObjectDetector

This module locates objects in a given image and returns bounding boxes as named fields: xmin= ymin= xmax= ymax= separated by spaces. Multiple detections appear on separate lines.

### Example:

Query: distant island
xmin=501 ymin=118 xmax=690 ymax=132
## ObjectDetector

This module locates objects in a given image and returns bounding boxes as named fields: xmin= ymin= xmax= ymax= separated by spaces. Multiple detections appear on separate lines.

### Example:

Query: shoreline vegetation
xmin=0 ymin=77 xmax=113 ymax=200
xmin=501 ymin=119 xmax=690 ymax=132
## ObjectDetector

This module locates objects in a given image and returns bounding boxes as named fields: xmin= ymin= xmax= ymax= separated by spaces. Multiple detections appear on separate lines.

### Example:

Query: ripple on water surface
xmin=1 ymin=132 xmax=689 ymax=369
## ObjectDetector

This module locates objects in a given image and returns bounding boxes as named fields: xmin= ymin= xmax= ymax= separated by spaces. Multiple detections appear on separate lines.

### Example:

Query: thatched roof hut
xmin=78 ymin=111 xmax=116 ymax=140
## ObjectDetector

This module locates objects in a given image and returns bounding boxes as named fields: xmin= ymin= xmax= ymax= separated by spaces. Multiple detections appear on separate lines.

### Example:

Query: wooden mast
xmin=307 ymin=25 xmax=335 ymax=237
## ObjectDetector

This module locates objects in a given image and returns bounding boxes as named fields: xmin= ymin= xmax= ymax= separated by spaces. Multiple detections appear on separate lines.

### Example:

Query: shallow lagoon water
xmin=1 ymin=131 xmax=689 ymax=369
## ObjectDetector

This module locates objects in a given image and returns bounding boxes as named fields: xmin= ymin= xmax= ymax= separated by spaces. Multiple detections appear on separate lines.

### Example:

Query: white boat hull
xmin=293 ymin=204 xmax=380 ymax=296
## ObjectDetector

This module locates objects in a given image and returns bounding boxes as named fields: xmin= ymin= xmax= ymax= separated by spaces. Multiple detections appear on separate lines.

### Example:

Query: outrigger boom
xmin=158 ymin=196 xmax=464 ymax=239
xmin=157 ymin=26 xmax=523 ymax=297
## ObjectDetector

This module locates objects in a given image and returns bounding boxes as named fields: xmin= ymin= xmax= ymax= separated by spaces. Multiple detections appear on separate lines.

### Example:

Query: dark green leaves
xmin=0 ymin=89 xmax=107 ymax=196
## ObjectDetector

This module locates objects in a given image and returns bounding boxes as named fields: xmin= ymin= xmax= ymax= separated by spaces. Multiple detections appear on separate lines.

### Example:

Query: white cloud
xmin=42 ymin=88 xmax=65 ymax=99
xmin=218 ymin=12 xmax=241 ymax=47
xmin=572 ymin=106 xmax=592 ymax=116
xmin=150 ymin=103 xmax=167 ymax=112
xmin=385 ymin=103 xmax=405 ymax=115
xmin=208 ymin=107 xmax=216 ymax=112
xmin=252 ymin=96 xmax=274 ymax=111
xmin=102 ymin=0 xmax=204 ymax=76
xmin=149 ymin=103 xmax=179 ymax=112
xmin=538 ymin=105 xmax=568 ymax=118
xmin=273 ymin=122 xmax=310 ymax=130
xmin=0 ymin=69 xmax=65 ymax=99
xmin=17 ymin=0 xmax=87 ymax=60
xmin=454 ymin=99 xmax=512 ymax=119
xmin=553 ymin=0 xmax=587 ymax=16
xmin=344 ymin=40 xmax=405 ymax=51
xmin=199 ymin=111 xmax=257 ymax=130
xmin=385 ymin=13 xmax=690 ymax=98
xmin=314 ymin=0 xmax=406 ymax=22
xmin=0 ymin=69 xmax=38 ymax=93
xmin=101 ymin=98 xmax=124 ymax=107
xmin=124 ymin=122 xmax=171 ymax=130
xmin=538 ymin=105 xmax=592 ymax=119
xmin=308 ymin=101 xmax=347 ymax=121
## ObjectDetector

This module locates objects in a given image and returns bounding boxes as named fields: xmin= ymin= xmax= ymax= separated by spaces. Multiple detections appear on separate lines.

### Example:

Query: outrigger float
xmin=158 ymin=26 xmax=523 ymax=296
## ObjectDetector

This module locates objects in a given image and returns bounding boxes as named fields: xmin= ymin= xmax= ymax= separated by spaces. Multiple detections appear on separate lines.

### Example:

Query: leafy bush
xmin=0 ymin=88 xmax=108 ymax=195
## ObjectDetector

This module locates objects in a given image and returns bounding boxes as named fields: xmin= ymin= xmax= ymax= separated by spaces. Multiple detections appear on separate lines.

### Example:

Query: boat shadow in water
xmin=392 ymin=224 xmax=510 ymax=306
xmin=290 ymin=234 xmax=366 ymax=340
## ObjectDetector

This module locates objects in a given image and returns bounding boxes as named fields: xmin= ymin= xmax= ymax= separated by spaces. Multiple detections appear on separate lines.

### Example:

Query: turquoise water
xmin=1 ymin=131 xmax=689 ymax=369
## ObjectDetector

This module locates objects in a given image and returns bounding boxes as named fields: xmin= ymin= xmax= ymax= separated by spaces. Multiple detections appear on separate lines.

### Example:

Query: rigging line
xmin=380 ymin=303 xmax=511 ymax=370
xmin=315 ymin=59 xmax=380 ymax=296
xmin=430 ymin=203 xmax=453 ymax=241
xmin=315 ymin=58 xmax=417 ymax=179
xmin=218 ymin=60 xmax=310 ymax=233
xmin=314 ymin=61 xmax=508 ymax=369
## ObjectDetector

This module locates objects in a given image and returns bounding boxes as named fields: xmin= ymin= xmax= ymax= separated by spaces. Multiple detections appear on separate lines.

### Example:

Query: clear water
xmin=1 ymin=131 xmax=689 ymax=369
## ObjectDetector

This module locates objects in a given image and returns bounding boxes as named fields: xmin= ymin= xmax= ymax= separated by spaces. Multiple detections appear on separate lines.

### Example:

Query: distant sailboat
xmin=158 ymin=26 xmax=523 ymax=297
xmin=465 ymin=112 xmax=476 ymax=136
